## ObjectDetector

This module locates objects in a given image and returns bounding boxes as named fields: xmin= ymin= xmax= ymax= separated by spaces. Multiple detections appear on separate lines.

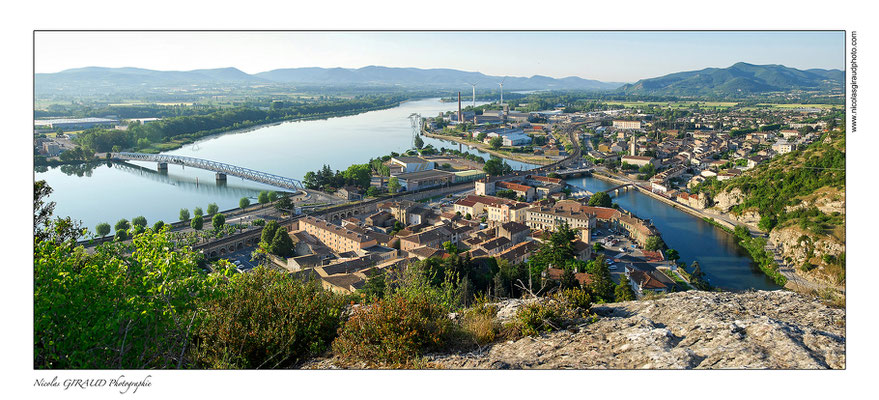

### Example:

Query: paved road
xmin=764 ymin=240 xmax=837 ymax=294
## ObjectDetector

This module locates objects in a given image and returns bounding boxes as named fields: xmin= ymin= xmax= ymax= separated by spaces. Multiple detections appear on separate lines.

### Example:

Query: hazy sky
xmin=35 ymin=31 xmax=844 ymax=82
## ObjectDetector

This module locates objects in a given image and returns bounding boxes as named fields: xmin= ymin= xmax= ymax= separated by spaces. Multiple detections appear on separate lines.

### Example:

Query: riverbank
xmin=421 ymin=129 xmax=552 ymax=166
xmin=585 ymin=171 xmax=791 ymax=288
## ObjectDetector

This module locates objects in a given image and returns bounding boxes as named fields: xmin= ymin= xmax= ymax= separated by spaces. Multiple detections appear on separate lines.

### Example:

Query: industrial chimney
xmin=458 ymin=91 xmax=463 ymax=123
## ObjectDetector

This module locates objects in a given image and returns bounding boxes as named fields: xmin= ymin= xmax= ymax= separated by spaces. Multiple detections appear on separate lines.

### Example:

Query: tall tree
xmin=614 ymin=275 xmax=636 ymax=302
xmin=239 ymin=197 xmax=251 ymax=209
xmin=587 ymin=191 xmax=612 ymax=208
xmin=414 ymin=135 xmax=424 ymax=149
xmin=179 ymin=208 xmax=190 ymax=221
xmin=269 ymin=228 xmax=295 ymax=258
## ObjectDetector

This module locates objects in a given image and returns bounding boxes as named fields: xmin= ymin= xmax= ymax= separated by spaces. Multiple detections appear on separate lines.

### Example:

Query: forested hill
xmin=695 ymin=130 xmax=846 ymax=287
xmin=618 ymin=63 xmax=844 ymax=98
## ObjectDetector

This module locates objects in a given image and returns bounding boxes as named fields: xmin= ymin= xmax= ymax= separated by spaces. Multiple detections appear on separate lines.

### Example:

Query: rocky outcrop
xmin=731 ymin=209 xmax=761 ymax=226
xmin=712 ymin=188 xmax=745 ymax=212
xmin=431 ymin=291 xmax=844 ymax=369
xmin=769 ymin=227 xmax=846 ymax=286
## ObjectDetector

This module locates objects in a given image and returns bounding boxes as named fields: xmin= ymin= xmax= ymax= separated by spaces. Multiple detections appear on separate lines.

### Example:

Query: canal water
xmin=565 ymin=176 xmax=780 ymax=291
xmin=35 ymin=98 xmax=533 ymax=232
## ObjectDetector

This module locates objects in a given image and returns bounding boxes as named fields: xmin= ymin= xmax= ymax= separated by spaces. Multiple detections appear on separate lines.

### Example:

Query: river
xmin=35 ymin=98 xmax=534 ymax=232
xmin=565 ymin=176 xmax=780 ymax=291
xmin=34 ymin=97 xmax=776 ymax=291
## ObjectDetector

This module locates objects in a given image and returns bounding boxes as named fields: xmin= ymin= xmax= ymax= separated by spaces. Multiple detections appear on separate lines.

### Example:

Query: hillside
xmin=305 ymin=291 xmax=845 ymax=369
xmin=618 ymin=62 xmax=844 ymax=97
xmin=701 ymin=131 xmax=846 ymax=288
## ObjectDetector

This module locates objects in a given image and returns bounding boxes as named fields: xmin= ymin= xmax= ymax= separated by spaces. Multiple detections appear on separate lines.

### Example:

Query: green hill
xmin=619 ymin=62 xmax=844 ymax=98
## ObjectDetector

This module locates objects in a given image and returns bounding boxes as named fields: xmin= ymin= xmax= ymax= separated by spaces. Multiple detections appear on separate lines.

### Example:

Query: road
xmin=763 ymin=240 xmax=838 ymax=294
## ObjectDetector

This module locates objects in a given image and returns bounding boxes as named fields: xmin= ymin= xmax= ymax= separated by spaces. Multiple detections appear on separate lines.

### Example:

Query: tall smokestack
xmin=458 ymin=92 xmax=463 ymax=123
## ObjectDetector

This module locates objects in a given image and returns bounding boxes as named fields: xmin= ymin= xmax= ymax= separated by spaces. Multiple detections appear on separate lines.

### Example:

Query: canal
xmin=34 ymin=98 xmax=534 ymax=232
xmin=566 ymin=176 xmax=780 ymax=291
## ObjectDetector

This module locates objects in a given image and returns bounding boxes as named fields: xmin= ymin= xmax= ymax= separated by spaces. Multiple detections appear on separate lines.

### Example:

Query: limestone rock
xmin=432 ymin=291 xmax=844 ymax=369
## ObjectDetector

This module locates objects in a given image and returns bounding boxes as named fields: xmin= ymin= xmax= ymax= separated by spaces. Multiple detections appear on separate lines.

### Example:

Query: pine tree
xmin=615 ymin=275 xmax=636 ymax=302
xmin=560 ymin=267 xmax=579 ymax=290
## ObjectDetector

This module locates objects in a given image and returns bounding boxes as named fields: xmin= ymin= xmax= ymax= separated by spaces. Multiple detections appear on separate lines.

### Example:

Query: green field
xmin=755 ymin=103 xmax=843 ymax=109
xmin=604 ymin=101 xmax=739 ymax=109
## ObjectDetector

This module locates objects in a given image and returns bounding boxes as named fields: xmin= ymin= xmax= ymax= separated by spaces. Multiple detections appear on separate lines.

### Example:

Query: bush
xmin=459 ymin=296 xmax=499 ymax=345
xmin=514 ymin=301 xmax=563 ymax=337
xmin=558 ymin=287 xmax=592 ymax=310
xmin=191 ymin=268 xmax=345 ymax=369
xmin=332 ymin=291 xmax=453 ymax=365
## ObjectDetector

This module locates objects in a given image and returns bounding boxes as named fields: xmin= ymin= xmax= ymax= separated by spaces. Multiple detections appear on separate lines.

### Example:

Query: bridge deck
xmin=111 ymin=152 xmax=304 ymax=190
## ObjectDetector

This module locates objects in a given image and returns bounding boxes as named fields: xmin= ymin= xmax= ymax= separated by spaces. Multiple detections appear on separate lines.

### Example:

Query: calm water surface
xmin=566 ymin=176 xmax=780 ymax=291
xmin=35 ymin=98 xmax=533 ymax=232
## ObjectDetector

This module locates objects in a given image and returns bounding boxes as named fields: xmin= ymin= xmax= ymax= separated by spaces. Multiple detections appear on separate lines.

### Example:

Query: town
xmin=163 ymin=94 xmax=840 ymax=300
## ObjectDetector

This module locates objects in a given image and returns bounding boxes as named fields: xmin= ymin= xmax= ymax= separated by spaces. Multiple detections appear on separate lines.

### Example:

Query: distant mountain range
xmin=35 ymin=63 xmax=844 ymax=98
xmin=35 ymin=66 xmax=622 ymax=93
xmin=618 ymin=62 xmax=844 ymax=97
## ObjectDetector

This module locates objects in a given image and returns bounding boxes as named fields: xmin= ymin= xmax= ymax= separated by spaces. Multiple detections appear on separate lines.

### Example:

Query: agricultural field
xmin=604 ymin=101 xmax=739 ymax=109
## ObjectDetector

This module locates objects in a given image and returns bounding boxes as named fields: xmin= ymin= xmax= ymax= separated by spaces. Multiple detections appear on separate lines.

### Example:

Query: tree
xmin=193 ymin=207 xmax=204 ymax=217
xmin=268 ymin=191 xmax=280 ymax=202
xmin=586 ymin=255 xmax=614 ymax=302
xmin=34 ymin=224 xmax=223 ymax=369
xmin=476 ymin=132 xmax=487 ymax=142
xmin=593 ymin=242 xmax=603 ymax=252
xmin=114 ymin=219 xmax=130 ymax=233
xmin=483 ymin=158 xmax=512 ymax=176
xmin=614 ymin=275 xmax=636 ymax=301
xmin=179 ymin=208 xmax=190 ymax=221
xmin=587 ymin=191 xmax=612 ymax=208
xmin=489 ymin=136 xmax=503 ymax=150
xmin=342 ymin=164 xmax=372 ymax=189
xmin=258 ymin=191 xmax=270 ymax=204
xmin=366 ymin=186 xmax=381 ymax=197
xmin=665 ymin=248 xmax=680 ymax=263
xmin=645 ymin=236 xmax=664 ymax=251
xmin=275 ymin=195 xmax=293 ymax=212
xmin=239 ymin=197 xmax=251 ymax=209
xmin=560 ymin=267 xmax=579 ymax=290
xmin=689 ymin=260 xmax=710 ymax=290
xmin=758 ymin=214 xmax=777 ymax=231
xmin=414 ymin=135 xmax=424 ymax=149
xmin=190 ymin=215 xmax=204 ymax=231
xmin=269 ymin=228 xmax=295 ymax=258
xmin=212 ymin=214 xmax=226 ymax=231
xmin=387 ymin=177 xmax=401 ymax=193
xmin=34 ymin=180 xmax=56 ymax=241
xmin=152 ymin=221 xmax=165 ymax=232
xmin=95 ymin=222 xmax=111 ymax=237
xmin=207 ymin=203 xmax=219 ymax=215
xmin=131 ymin=216 xmax=147 ymax=228
xmin=260 ymin=220 xmax=281 ymax=245
xmin=442 ymin=241 xmax=459 ymax=255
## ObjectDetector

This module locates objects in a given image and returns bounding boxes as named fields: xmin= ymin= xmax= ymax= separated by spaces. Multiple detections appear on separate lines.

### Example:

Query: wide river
xmin=35 ymin=97 xmax=778 ymax=291
xmin=35 ymin=98 xmax=531 ymax=231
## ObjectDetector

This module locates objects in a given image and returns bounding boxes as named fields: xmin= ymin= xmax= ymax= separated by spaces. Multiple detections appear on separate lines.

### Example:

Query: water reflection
xmin=566 ymin=176 xmax=779 ymax=291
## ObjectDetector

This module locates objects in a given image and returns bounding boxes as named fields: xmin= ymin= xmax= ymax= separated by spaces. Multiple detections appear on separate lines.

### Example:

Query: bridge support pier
xmin=216 ymin=172 xmax=227 ymax=183
xmin=157 ymin=162 xmax=167 ymax=172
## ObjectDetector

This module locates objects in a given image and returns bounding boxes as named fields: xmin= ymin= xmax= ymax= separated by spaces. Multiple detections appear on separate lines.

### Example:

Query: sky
xmin=35 ymin=31 xmax=845 ymax=84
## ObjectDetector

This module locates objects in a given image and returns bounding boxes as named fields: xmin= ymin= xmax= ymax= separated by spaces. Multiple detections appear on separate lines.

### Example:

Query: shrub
xmin=460 ymin=295 xmax=499 ymax=345
xmin=514 ymin=301 xmax=563 ymax=337
xmin=191 ymin=268 xmax=345 ymax=369
xmin=332 ymin=291 xmax=453 ymax=365
xmin=558 ymin=287 xmax=592 ymax=310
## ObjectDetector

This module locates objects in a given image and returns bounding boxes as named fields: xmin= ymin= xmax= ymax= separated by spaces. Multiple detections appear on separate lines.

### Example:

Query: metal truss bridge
xmin=111 ymin=152 xmax=305 ymax=190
